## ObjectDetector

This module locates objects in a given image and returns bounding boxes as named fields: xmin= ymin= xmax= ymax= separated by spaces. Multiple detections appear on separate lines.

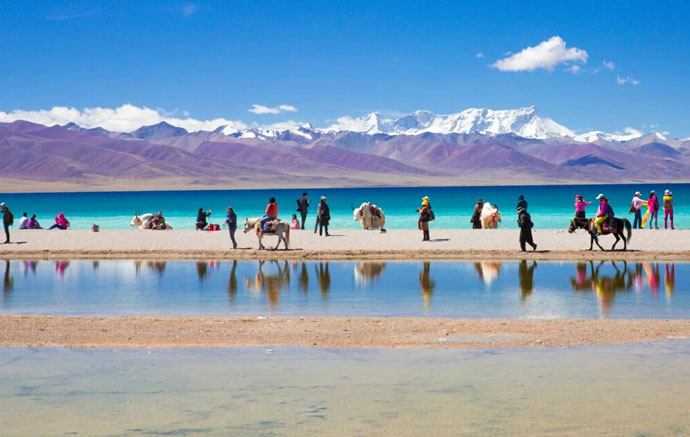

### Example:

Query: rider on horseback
xmin=259 ymin=197 xmax=279 ymax=232
xmin=594 ymin=194 xmax=614 ymax=236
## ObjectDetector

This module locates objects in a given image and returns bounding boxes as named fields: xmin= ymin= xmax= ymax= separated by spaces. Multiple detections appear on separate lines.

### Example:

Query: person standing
xmin=663 ymin=189 xmax=675 ymax=230
xmin=296 ymin=192 xmax=310 ymax=230
xmin=314 ymin=198 xmax=322 ymax=233
xmin=516 ymin=195 xmax=527 ymax=212
xmin=648 ymin=190 xmax=660 ymax=229
xmin=630 ymin=191 xmax=646 ymax=229
xmin=1 ymin=202 xmax=13 ymax=244
xmin=574 ymin=195 xmax=591 ymax=219
xmin=418 ymin=197 xmax=432 ymax=241
xmin=316 ymin=196 xmax=331 ymax=236
xmin=471 ymin=199 xmax=483 ymax=229
xmin=225 ymin=206 xmax=237 ymax=249
xmin=517 ymin=206 xmax=537 ymax=251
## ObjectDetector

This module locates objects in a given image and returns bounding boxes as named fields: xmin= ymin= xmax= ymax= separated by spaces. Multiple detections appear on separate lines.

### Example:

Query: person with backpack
xmin=648 ymin=190 xmax=660 ymax=230
xmin=663 ymin=189 xmax=675 ymax=230
xmin=296 ymin=192 xmax=310 ymax=230
xmin=316 ymin=196 xmax=331 ymax=236
xmin=417 ymin=196 xmax=432 ymax=241
xmin=225 ymin=206 xmax=237 ymax=249
xmin=517 ymin=206 xmax=537 ymax=251
xmin=1 ymin=202 xmax=13 ymax=244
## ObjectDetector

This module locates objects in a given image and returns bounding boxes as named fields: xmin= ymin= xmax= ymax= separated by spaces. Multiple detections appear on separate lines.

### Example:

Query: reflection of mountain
xmin=474 ymin=262 xmax=502 ymax=286
xmin=354 ymin=262 xmax=386 ymax=285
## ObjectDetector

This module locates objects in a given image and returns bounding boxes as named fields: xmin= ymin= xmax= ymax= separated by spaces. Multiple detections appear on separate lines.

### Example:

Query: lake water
xmin=1 ymin=259 xmax=685 ymax=318
xmin=2 ymin=342 xmax=690 ymax=435
xmin=1 ymin=183 xmax=687 ymax=229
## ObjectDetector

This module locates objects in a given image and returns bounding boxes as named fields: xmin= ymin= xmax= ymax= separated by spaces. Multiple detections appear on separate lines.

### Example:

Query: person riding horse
xmin=259 ymin=197 xmax=279 ymax=232
xmin=594 ymin=194 xmax=614 ymax=236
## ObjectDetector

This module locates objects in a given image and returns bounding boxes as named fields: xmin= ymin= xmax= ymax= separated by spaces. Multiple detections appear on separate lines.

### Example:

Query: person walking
xmin=574 ymin=195 xmax=591 ymax=219
xmin=471 ymin=199 xmax=483 ymax=229
xmin=196 ymin=208 xmax=211 ymax=230
xmin=225 ymin=206 xmax=237 ymax=249
xmin=1 ymin=203 xmax=13 ymax=244
xmin=663 ymin=189 xmax=675 ymax=230
xmin=648 ymin=190 xmax=660 ymax=229
xmin=316 ymin=196 xmax=331 ymax=236
xmin=418 ymin=197 xmax=432 ymax=241
xmin=296 ymin=192 xmax=310 ymax=230
xmin=516 ymin=195 xmax=527 ymax=212
xmin=314 ymin=198 xmax=322 ymax=233
xmin=517 ymin=206 xmax=536 ymax=251
xmin=630 ymin=191 xmax=646 ymax=229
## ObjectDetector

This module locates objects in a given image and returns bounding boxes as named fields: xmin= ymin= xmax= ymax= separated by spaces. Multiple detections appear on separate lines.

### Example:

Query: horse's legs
xmin=273 ymin=235 xmax=281 ymax=251
xmin=611 ymin=234 xmax=620 ymax=250
xmin=593 ymin=235 xmax=605 ymax=251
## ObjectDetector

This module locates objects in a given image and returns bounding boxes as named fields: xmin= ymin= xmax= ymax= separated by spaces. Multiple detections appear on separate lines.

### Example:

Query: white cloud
xmin=0 ymin=104 xmax=248 ymax=133
xmin=616 ymin=75 xmax=640 ymax=86
xmin=475 ymin=52 xmax=485 ymax=59
xmin=565 ymin=65 xmax=581 ymax=74
xmin=492 ymin=36 xmax=588 ymax=72
xmin=248 ymin=104 xmax=299 ymax=114
xmin=182 ymin=4 xmax=198 ymax=16
xmin=602 ymin=60 xmax=615 ymax=70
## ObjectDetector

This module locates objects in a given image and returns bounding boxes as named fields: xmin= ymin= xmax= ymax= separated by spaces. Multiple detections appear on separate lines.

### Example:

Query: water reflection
xmin=244 ymin=261 xmax=292 ymax=308
xmin=518 ymin=260 xmax=537 ymax=300
xmin=55 ymin=260 xmax=70 ymax=278
xmin=314 ymin=263 xmax=330 ymax=297
xmin=3 ymin=260 xmax=12 ymax=296
xmin=354 ymin=262 xmax=386 ymax=285
xmin=22 ymin=260 xmax=38 ymax=276
xmin=474 ymin=262 xmax=502 ymax=286
xmin=419 ymin=262 xmax=435 ymax=312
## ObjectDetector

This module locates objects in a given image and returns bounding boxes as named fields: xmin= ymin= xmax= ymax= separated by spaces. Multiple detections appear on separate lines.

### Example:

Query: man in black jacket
xmin=296 ymin=192 xmax=310 ymax=230
xmin=517 ymin=206 xmax=537 ymax=252
xmin=1 ymin=202 xmax=13 ymax=244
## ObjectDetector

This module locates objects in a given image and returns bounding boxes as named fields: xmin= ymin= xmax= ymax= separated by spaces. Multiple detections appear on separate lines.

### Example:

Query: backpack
xmin=7 ymin=210 xmax=13 ymax=226
xmin=429 ymin=209 xmax=436 ymax=221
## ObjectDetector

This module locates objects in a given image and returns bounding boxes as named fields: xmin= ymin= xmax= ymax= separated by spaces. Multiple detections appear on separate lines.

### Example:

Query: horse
xmin=479 ymin=202 xmax=502 ymax=229
xmin=129 ymin=212 xmax=173 ymax=230
xmin=352 ymin=202 xmax=386 ymax=231
xmin=243 ymin=217 xmax=290 ymax=250
xmin=568 ymin=217 xmax=632 ymax=251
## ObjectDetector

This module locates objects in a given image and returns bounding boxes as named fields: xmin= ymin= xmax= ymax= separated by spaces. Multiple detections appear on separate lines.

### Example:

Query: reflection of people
xmin=3 ymin=260 xmax=13 ymax=295
xmin=314 ymin=262 xmax=331 ymax=297
xmin=665 ymin=263 xmax=675 ymax=297
xmin=147 ymin=261 xmax=166 ymax=276
xmin=228 ymin=260 xmax=238 ymax=300
xmin=419 ymin=262 xmax=436 ymax=311
xmin=196 ymin=262 xmax=208 ymax=281
xmin=55 ymin=260 xmax=70 ymax=277
xmin=518 ymin=260 xmax=537 ymax=299
xmin=593 ymin=261 xmax=632 ymax=315
xmin=570 ymin=262 xmax=593 ymax=291
xmin=299 ymin=262 xmax=309 ymax=293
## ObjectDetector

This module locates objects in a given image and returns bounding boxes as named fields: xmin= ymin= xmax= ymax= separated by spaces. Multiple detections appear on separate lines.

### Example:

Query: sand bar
xmin=1 ymin=316 xmax=689 ymax=349
xmin=1 ymin=229 xmax=689 ymax=261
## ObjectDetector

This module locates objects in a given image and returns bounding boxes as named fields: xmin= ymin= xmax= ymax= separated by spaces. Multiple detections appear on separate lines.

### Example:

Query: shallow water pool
xmin=1 ymin=259 xmax=686 ymax=318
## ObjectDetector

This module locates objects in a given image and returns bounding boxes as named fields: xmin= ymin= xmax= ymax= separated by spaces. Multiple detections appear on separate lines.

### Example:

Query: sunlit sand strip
xmin=2 ymin=316 xmax=689 ymax=349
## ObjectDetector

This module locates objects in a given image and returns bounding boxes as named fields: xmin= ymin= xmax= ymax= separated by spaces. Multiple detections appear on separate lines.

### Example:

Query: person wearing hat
xmin=1 ymin=202 xmax=13 ymax=244
xmin=418 ymin=197 xmax=432 ymax=241
xmin=471 ymin=199 xmax=483 ymax=229
xmin=630 ymin=191 xmax=647 ymax=229
xmin=316 ymin=196 xmax=330 ymax=236
xmin=296 ymin=192 xmax=310 ymax=230
xmin=517 ymin=206 xmax=537 ymax=251
xmin=574 ymin=195 xmax=591 ymax=220
xmin=647 ymin=190 xmax=660 ymax=230
xmin=516 ymin=195 xmax=527 ymax=212
xmin=663 ymin=189 xmax=675 ymax=230
xmin=594 ymin=194 xmax=614 ymax=235
xmin=225 ymin=206 xmax=237 ymax=249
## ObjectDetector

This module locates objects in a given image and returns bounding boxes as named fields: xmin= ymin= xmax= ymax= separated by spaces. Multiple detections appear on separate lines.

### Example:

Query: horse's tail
xmin=624 ymin=218 xmax=632 ymax=242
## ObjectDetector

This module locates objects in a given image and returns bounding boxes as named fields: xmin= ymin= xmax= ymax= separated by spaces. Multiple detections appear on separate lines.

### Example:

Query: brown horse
xmin=568 ymin=217 xmax=632 ymax=251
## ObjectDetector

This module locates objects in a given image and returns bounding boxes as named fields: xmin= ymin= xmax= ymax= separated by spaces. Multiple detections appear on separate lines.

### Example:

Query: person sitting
xmin=151 ymin=211 xmax=167 ymax=230
xmin=196 ymin=208 xmax=211 ymax=230
xmin=26 ymin=214 xmax=42 ymax=229
xmin=18 ymin=212 xmax=29 ymax=229
xmin=593 ymin=194 xmax=613 ymax=235
xmin=574 ymin=195 xmax=591 ymax=219
xmin=259 ymin=197 xmax=279 ymax=232
xmin=290 ymin=214 xmax=300 ymax=230
xmin=48 ymin=213 xmax=70 ymax=230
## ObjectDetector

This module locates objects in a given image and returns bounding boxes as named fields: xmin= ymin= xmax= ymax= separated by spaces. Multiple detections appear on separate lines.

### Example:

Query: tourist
xmin=314 ymin=198 xmax=322 ymax=233
xmin=225 ymin=206 xmax=237 ymax=249
xmin=574 ymin=195 xmax=591 ymax=219
xmin=594 ymin=194 xmax=614 ymax=236
xmin=470 ymin=199 xmax=483 ymax=229
xmin=1 ymin=202 xmax=13 ymax=244
xmin=317 ymin=196 xmax=331 ymax=236
xmin=196 ymin=208 xmax=211 ymax=230
xmin=290 ymin=214 xmax=300 ymax=230
xmin=26 ymin=214 xmax=42 ymax=229
xmin=418 ymin=196 xmax=432 ymax=241
xmin=517 ymin=206 xmax=537 ymax=251
xmin=296 ymin=192 xmax=310 ymax=230
xmin=259 ymin=197 xmax=279 ymax=232
xmin=663 ymin=189 xmax=674 ymax=230
xmin=516 ymin=194 xmax=527 ymax=212
xmin=48 ymin=212 xmax=70 ymax=230
xmin=648 ymin=190 xmax=660 ymax=229
xmin=151 ymin=211 xmax=167 ymax=230
xmin=17 ymin=212 xmax=28 ymax=229
xmin=630 ymin=191 xmax=646 ymax=229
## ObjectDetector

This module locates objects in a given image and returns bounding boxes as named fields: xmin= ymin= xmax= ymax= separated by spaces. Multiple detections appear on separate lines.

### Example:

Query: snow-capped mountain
xmin=324 ymin=106 xmax=575 ymax=139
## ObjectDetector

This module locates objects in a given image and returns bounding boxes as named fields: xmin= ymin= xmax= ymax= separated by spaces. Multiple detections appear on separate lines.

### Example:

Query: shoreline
xmin=2 ymin=316 xmax=689 ymax=349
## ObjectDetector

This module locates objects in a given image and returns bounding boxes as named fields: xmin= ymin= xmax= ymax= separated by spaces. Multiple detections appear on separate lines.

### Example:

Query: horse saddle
xmin=256 ymin=220 xmax=278 ymax=234
xmin=602 ymin=220 xmax=617 ymax=234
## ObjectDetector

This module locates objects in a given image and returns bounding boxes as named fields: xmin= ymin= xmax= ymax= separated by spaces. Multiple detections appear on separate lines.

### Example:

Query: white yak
xmin=352 ymin=202 xmax=386 ymax=231
xmin=480 ymin=202 xmax=502 ymax=229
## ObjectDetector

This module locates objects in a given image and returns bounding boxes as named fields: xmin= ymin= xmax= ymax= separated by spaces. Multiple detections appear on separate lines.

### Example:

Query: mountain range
xmin=1 ymin=107 xmax=690 ymax=192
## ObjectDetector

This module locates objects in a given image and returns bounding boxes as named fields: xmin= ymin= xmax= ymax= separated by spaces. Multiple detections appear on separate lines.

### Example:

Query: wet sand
xmin=1 ymin=228 xmax=689 ymax=261
xmin=2 ymin=316 xmax=689 ymax=349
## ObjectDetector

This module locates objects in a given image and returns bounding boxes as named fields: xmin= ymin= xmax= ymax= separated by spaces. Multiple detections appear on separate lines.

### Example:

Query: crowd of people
xmin=573 ymin=189 xmax=675 ymax=232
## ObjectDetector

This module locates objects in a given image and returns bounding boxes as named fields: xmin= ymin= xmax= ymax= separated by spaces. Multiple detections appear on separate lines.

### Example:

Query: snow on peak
xmin=324 ymin=106 xmax=574 ymax=139
xmin=574 ymin=127 xmax=644 ymax=143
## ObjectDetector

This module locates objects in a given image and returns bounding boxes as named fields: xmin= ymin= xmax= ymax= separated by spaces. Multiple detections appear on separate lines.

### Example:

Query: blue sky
xmin=1 ymin=0 xmax=689 ymax=136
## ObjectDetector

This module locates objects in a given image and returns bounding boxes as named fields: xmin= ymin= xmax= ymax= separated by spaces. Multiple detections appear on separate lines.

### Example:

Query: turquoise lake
xmin=0 ymin=183 xmax=686 ymax=230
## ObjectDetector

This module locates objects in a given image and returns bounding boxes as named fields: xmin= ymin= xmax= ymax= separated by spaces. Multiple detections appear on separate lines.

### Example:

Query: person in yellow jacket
xmin=594 ymin=194 xmax=613 ymax=235
xmin=663 ymin=190 xmax=674 ymax=230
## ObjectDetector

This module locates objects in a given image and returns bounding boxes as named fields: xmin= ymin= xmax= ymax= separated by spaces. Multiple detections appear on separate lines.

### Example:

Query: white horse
xmin=130 ymin=212 xmax=174 ymax=230
xmin=480 ymin=202 xmax=502 ymax=229
xmin=243 ymin=217 xmax=290 ymax=250
xmin=352 ymin=202 xmax=386 ymax=231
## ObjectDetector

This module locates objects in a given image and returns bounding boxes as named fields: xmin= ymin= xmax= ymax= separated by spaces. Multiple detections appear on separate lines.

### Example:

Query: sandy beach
xmin=1 ymin=315 xmax=689 ymax=349
xmin=1 ymin=228 xmax=688 ymax=260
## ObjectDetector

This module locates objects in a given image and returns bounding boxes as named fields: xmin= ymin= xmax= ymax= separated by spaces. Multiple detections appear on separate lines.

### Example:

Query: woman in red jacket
xmin=259 ymin=197 xmax=279 ymax=232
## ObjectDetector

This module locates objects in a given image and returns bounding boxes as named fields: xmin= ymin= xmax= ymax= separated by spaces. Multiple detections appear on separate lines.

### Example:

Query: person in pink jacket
xmin=574 ymin=195 xmax=591 ymax=219
xmin=647 ymin=191 xmax=660 ymax=230
xmin=48 ymin=213 xmax=70 ymax=230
